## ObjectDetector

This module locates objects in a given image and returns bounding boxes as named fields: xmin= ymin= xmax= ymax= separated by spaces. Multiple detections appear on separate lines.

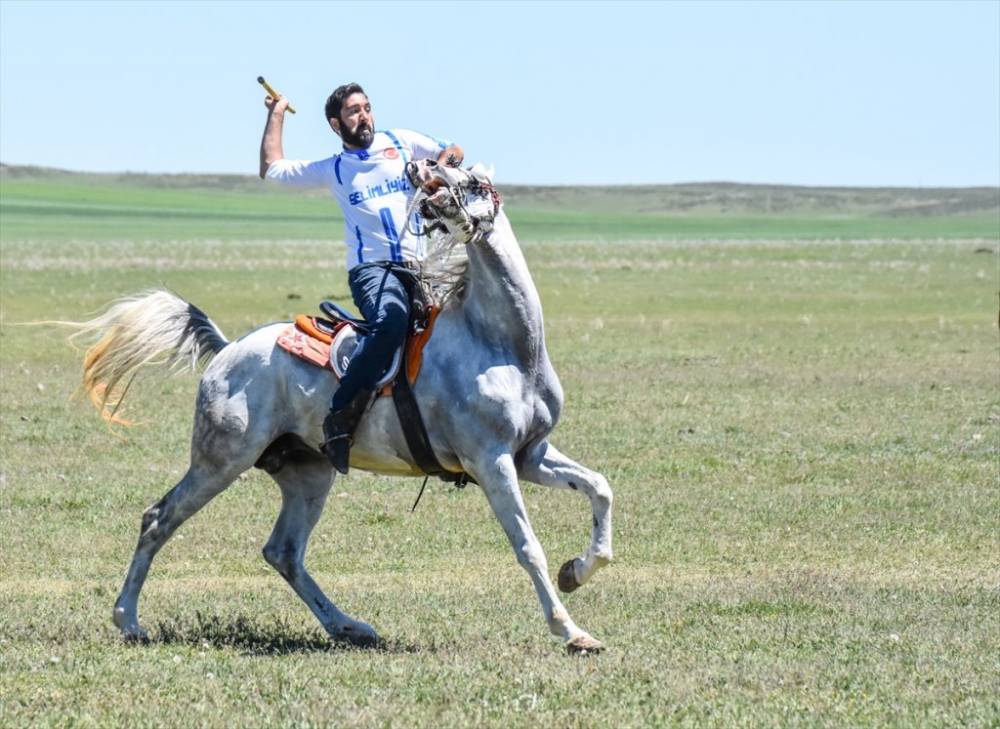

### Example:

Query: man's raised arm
xmin=259 ymin=96 xmax=290 ymax=179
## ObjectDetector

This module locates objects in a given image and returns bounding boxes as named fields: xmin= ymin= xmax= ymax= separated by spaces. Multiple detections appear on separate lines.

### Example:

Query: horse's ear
xmin=470 ymin=162 xmax=495 ymax=183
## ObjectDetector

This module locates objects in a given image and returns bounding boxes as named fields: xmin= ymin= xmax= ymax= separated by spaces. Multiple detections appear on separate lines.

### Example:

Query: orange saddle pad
xmin=275 ymin=316 xmax=342 ymax=371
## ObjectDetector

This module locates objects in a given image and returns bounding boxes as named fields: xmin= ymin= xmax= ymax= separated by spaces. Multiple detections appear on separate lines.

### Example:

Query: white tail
xmin=61 ymin=289 xmax=228 ymax=424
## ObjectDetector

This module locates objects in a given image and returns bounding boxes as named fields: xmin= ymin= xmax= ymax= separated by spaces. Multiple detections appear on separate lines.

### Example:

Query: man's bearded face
xmin=336 ymin=92 xmax=375 ymax=149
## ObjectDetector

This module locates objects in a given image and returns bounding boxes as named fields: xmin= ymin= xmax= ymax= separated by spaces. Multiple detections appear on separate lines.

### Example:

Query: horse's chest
xmin=472 ymin=365 xmax=555 ymax=434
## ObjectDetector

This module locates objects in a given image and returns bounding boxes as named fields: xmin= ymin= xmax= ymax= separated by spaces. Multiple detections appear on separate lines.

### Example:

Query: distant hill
xmin=3 ymin=163 xmax=997 ymax=218
xmin=501 ymin=181 xmax=1000 ymax=218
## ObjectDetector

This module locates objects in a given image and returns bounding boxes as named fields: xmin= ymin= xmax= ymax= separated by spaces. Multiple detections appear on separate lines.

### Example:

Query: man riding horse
xmin=64 ymin=87 xmax=613 ymax=653
xmin=259 ymin=83 xmax=464 ymax=474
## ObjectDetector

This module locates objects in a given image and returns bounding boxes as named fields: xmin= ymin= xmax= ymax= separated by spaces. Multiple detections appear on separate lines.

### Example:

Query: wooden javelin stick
xmin=257 ymin=76 xmax=296 ymax=114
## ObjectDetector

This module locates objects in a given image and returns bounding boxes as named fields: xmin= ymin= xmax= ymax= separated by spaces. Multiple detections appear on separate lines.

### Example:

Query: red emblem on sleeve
xmin=384 ymin=148 xmax=399 ymax=159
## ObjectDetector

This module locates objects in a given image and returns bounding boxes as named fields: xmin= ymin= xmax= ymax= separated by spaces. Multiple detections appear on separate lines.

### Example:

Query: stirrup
xmin=320 ymin=433 xmax=352 ymax=474
xmin=319 ymin=432 xmax=350 ymax=452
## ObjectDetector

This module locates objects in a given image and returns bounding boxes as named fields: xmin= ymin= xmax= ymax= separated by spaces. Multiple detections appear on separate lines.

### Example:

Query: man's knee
xmin=373 ymin=302 xmax=409 ymax=341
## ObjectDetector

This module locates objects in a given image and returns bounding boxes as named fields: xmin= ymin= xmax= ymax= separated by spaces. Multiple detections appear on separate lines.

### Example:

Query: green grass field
xmin=3 ymin=168 xmax=998 ymax=242
xmin=1 ymin=171 xmax=998 ymax=727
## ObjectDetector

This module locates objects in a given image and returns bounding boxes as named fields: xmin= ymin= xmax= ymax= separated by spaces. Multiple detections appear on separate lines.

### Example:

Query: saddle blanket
xmin=275 ymin=315 xmax=342 ymax=371
xmin=276 ymin=311 xmax=439 ymax=387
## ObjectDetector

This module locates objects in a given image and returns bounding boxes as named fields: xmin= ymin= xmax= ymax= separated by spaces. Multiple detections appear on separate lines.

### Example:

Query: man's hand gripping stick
xmin=258 ymin=76 xmax=296 ymax=114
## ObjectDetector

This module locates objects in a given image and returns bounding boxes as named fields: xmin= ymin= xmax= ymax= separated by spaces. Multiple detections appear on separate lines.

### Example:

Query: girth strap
xmin=391 ymin=347 xmax=473 ymax=487
xmin=391 ymin=357 xmax=445 ymax=476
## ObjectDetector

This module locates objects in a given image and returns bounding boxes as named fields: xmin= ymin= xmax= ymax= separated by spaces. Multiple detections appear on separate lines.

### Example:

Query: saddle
xmin=276 ymin=265 xmax=438 ymax=389
xmin=277 ymin=309 xmax=430 ymax=391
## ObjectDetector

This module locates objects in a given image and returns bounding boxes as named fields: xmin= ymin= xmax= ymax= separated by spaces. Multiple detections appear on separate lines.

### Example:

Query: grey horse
xmin=73 ymin=161 xmax=613 ymax=654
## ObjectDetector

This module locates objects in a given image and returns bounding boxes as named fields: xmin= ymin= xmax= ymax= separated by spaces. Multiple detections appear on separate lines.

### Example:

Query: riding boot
xmin=321 ymin=389 xmax=373 ymax=475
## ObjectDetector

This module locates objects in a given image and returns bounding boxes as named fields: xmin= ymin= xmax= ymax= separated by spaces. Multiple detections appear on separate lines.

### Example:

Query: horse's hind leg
xmin=474 ymin=451 xmax=603 ymax=654
xmin=263 ymin=458 xmax=378 ymax=647
xmin=519 ymin=440 xmax=613 ymax=593
xmin=113 ymin=462 xmax=242 ymax=641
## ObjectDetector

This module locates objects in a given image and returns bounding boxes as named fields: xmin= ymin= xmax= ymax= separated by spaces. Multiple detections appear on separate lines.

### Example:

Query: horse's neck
xmin=461 ymin=211 xmax=546 ymax=361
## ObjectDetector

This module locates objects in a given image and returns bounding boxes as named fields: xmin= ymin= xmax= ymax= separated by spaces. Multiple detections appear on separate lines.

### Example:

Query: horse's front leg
xmin=473 ymin=451 xmax=604 ymax=654
xmin=519 ymin=440 xmax=613 ymax=592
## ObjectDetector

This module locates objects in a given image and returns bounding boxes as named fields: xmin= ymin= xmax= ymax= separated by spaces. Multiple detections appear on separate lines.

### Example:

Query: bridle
xmin=403 ymin=161 xmax=502 ymax=243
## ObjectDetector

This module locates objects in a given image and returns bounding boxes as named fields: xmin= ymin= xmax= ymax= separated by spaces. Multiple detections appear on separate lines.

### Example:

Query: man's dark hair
xmin=325 ymin=83 xmax=366 ymax=121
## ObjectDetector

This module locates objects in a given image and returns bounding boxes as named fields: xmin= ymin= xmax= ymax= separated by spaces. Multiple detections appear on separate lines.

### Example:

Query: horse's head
xmin=406 ymin=160 xmax=501 ymax=243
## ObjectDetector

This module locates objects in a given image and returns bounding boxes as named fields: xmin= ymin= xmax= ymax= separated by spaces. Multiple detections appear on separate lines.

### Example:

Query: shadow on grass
xmin=152 ymin=611 xmax=424 ymax=656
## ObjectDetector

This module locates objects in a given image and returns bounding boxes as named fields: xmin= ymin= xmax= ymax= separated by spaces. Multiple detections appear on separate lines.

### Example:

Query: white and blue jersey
xmin=265 ymin=129 xmax=450 ymax=270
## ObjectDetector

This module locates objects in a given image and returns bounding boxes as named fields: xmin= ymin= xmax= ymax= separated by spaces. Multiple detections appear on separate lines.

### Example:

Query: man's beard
xmin=341 ymin=122 xmax=374 ymax=149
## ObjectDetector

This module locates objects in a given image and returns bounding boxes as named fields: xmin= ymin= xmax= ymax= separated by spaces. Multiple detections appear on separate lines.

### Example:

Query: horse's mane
xmin=418 ymin=229 xmax=471 ymax=308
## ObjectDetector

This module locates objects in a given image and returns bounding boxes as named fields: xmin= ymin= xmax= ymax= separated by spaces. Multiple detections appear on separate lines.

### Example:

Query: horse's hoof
xmin=331 ymin=622 xmax=379 ymax=649
xmin=118 ymin=621 xmax=150 ymax=644
xmin=558 ymin=559 xmax=581 ymax=593
xmin=566 ymin=635 xmax=604 ymax=655
xmin=122 ymin=629 xmax=151 ymax=645
xmin=113 ymin=607 xmax=149 ymax=644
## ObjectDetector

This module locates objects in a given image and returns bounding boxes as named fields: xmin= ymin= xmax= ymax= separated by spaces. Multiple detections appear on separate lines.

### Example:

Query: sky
xmin=1 ymin=0 xmax=998 ymax=186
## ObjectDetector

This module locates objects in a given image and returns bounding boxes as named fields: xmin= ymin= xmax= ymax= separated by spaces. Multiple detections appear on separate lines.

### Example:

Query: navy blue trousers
xmin=329 ymin=262 xmax=411 ymax=411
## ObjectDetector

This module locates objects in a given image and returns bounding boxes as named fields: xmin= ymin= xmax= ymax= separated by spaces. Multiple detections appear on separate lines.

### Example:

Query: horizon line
xmin=1 ymin=162 xmax=999 ymax=193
